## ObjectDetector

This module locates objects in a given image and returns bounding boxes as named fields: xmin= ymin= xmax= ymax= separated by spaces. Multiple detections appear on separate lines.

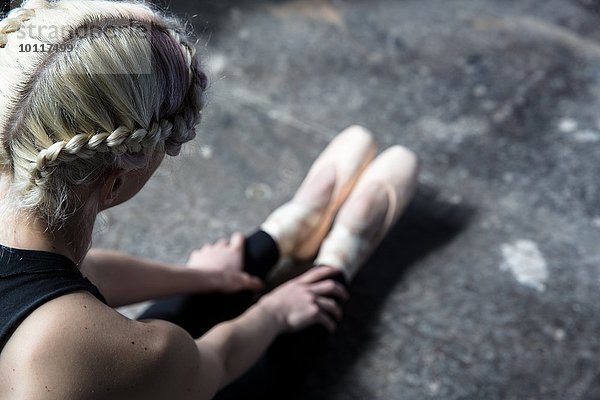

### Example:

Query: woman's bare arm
xmin=80 ymin=248 xmax=220 ymax=307
xmin=80 ymin=233 xmax=262 ymax=307
xmin=143 ymin=266 xmax=347 ymax=399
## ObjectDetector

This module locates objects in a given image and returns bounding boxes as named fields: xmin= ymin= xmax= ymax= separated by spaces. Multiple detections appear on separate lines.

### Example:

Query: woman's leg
xmin=242 ymin=230 xmax=280 ymax=279
xmin=260 ymin=126 xmax=376 ymax=261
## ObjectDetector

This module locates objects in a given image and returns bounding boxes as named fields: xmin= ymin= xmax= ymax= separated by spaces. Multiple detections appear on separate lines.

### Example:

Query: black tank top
xmin=0 ymin=243 xmax=106 ymax=352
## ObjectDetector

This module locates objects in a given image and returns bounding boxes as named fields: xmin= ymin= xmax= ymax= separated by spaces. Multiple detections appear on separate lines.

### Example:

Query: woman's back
xmin=0 ymin=291 xmax=125 ymax=399
xmin=0 ymin=290 xmax=205 ymax=400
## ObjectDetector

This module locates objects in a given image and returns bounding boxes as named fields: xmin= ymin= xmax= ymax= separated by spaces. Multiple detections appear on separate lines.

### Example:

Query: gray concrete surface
xmin=96 ymin=0 xmax=600 ymax=398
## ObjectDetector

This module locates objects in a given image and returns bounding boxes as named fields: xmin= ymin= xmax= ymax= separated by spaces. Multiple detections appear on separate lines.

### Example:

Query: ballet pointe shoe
xmin=313 ymin=145 xmax=419 ymax=280
xmin=261 ymin=125 xmax=378 ymax=260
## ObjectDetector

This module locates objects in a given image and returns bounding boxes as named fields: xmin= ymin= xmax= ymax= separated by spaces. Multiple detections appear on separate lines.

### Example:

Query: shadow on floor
xmin=296 ymin=185 xmax=476 ymax=399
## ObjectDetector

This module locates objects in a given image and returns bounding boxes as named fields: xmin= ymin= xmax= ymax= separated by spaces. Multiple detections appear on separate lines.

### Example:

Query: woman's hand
xmin=186 ymin=232 xmax=263 ymax=293
xmin=259 ymin=266 xmax=349 ymax=333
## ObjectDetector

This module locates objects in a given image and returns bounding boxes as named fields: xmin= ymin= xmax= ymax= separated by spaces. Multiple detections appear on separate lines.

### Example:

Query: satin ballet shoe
xmin=261 ymin=125 xmax=378 ymax=260
xmin=313 ymin=145 xmax=419 ymax=280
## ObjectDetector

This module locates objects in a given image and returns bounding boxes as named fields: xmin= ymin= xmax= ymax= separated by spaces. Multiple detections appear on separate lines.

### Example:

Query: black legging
xmin=138 ymin=230 xmax=347 ymax=399
xmin=138 ymin=230 xmax=280 ymax=338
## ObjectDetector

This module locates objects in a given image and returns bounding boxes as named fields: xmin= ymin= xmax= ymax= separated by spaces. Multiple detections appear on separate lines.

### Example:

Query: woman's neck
xmin=0 ymin=181 xmax=96 ymax=266
xmin=0 ymin=211 xmax=93 ymax=266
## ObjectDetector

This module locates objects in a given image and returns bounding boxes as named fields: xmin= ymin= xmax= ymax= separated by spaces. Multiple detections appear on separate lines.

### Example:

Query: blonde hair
xmin=0 ymin=0 xmax=207 ymax=229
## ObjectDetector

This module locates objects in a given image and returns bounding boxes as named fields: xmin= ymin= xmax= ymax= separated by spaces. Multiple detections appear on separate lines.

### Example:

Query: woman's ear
xmin=98 ymin=168 xmax=126 ymax=211
xmin=96 ymin=151 xmax=165 ymax=211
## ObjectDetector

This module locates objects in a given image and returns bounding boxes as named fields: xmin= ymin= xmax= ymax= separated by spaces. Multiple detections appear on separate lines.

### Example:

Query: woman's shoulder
xmin=0 ymin=291 xmax=189 ymax=399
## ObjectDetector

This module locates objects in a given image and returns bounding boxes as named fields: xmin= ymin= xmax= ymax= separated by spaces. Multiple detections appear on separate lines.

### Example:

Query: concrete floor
xmin=96 ymin=0 xmax=600 ymax=398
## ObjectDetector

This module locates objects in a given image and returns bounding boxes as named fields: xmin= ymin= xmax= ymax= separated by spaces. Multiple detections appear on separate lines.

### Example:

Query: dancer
xmin=0 ymin=1 xmax=419 ymax=399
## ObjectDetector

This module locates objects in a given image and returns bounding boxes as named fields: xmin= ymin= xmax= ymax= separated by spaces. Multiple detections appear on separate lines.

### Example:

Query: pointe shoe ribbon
xmin=261 ymin=125 xmax=378 ymax=260
xmin=314 ymin=145 xmax=419 ymax=280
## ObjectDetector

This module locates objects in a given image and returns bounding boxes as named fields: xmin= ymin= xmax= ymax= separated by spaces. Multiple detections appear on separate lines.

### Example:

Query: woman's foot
xmin=261 ymin=125 xmax=377 ymax=260
xmin=314 ymin=145 xmax=419 ymax=280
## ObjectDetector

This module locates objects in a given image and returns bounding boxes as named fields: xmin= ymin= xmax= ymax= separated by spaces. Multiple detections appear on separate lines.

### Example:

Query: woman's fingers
xmin=213 ymin=232 xmax=244 ymax=249
xmin=309 ymin=279 xmax=349 ymax=302
xmin=315 ymin=296 xmax=343 ymax=321
xmin=316 ymin=309 xmax=337 ymax=333
xmin=262 ymin=264 xmax=351 ymax=333
xmin=215 ymin=238 xmax=228 ymax=247
xmin=240 ymin=272 xmax=263 ymax=291
xmin=230 ymin=232 xmax=245 ymax=249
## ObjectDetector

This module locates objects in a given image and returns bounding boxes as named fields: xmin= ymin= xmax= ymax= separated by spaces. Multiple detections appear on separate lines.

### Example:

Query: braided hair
xmin=0 ymin=0 xmax=208 ymax=229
